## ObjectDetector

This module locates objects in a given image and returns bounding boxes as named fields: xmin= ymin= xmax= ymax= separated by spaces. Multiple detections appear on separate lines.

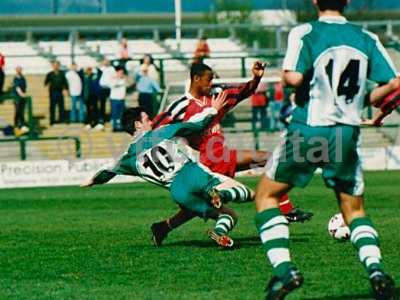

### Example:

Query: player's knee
xmin=255 ymin=178 xmax=274 ymax=201
xmin=255 ymin=176 xmax=284 ymax=211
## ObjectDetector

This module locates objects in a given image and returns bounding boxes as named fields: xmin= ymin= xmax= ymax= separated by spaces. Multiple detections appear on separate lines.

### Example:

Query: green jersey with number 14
xmin=283 ymin=16 xmax=397 ymax=126
xmin=91 ymin=107 xmax=217 ymax=188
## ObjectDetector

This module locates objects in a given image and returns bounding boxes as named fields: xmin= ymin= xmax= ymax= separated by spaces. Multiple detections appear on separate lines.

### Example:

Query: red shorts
xmin=200 ymin=144 xmax=238 ymax=178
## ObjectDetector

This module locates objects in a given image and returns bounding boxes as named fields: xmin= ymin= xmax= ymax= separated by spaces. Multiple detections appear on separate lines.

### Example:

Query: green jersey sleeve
xmin=364 ymin=30 xmax=397 ymax=83
xmin=91 ymin=153 xmax=138 ymax=185
xmin=176 ymin=107 xmax=218 ymax=136
xmin=282 ymin=23 xmax=313 ymax=74
xmin=92 ymin=169 xmax=117 ymax=185
xmin=90 ymin=107 xmax=217 ymax=187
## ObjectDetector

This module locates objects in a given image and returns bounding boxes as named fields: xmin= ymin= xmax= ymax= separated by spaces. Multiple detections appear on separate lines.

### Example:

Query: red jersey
xmin=152 ymin=78 xmax=260 ymax=176
xmin=182 ymin=93 xmax=233 ymax=151
xmin=153 ymin=79 xmax=258 ymax=148
xmin=0 ymin=54 xmax=5 ymax=70
xmin=251 ymin=93 xmax=267 ymax=107
xmin=194 ymin=41 xmax=210 ymax=58
xmin=274 ymin=82 xmax=284 ymax=102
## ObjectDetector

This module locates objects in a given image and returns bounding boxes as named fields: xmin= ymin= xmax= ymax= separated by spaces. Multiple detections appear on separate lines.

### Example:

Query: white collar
xmin=132 ymin=131 xmax=146 ymax=142
xmin=318 ymin=16 xmax=347 ymax=24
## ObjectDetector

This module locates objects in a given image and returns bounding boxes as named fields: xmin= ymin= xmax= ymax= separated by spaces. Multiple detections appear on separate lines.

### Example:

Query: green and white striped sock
xmin=214 ymin=214 xmax=236 ymax=236
xmin=350 ymin=217 xmax=383 ymax=274
xmin=255 ymin=208 xmax=293 ymax=279
xmin=219 ymin=186 xmax=252 ymax=203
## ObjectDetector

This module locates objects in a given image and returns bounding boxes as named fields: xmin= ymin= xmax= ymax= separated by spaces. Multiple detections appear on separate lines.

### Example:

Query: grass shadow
xmin=164 ymin=237 xmax=259 ymax=250
xmin=154 ymin=232 xmax=314 ymax=249
xmin=303 ymin=288 xmax=399 ymax=300
xmin=164 ymin=239 xmax=218 ymax=248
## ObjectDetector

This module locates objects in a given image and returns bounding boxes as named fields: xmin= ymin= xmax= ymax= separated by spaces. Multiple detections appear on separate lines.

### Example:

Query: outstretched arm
xmin=80 ymin=169 xmax=117 ymax=187
xmin=362 ymin=77 xmax=400 ymax=126
xmin=234 ymin=61 xmax=266 ymax=102
xmin=369 ymin=77 xmax=400 ymax=107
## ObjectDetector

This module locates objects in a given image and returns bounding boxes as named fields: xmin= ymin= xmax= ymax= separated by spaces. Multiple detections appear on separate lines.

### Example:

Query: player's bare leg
xmin=151 ymin=208 xmax=197 ymax=247
xmin=337 ymin=192 xmax=396 ymax=300
xmin=235 ymin=149 xmax=269 ymax=171
xmin=237 ymin=149 xmax=313 ymax=223
xmin=255 ymin=175 xmax=304 ymax=299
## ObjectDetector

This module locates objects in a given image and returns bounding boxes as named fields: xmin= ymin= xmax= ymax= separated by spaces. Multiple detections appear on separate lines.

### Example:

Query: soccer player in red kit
xmin=150 ymin=62 xmax=313 ymax=246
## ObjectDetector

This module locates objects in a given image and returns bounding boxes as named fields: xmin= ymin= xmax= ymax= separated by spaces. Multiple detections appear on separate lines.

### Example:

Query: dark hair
xmin=316 ymin=0 xmax=347 ymax=13
xmin=140 ymin=54 xmax=159 ymax=72
xmin=190 ymin=63 xmax=212 ymax=80
xmin=121 ymin=107 xmax=146 ymax=135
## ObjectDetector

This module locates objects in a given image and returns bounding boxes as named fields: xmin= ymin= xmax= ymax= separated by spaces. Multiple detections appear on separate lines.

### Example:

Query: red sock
xmin=278 ymin=194 xmax=293 ymax=214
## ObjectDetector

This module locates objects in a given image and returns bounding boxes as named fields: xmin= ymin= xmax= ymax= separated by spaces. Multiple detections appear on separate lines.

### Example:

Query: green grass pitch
xmin=0 ymin=171 xmax=399 ymax=300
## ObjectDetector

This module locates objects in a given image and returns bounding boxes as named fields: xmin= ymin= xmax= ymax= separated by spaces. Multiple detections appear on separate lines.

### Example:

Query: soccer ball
xmin=328 ymin=213 xmax=350 ymax=240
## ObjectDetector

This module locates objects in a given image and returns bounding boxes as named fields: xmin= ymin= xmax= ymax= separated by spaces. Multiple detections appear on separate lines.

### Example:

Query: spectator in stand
xmin=98 ymin=58 xmax=115 ymax=128
xmin=0 ymin=52 xmax=5 ymax=95
xmin=193 ymin=36 xmax=210 ymax=64
xmin=44 ymin=61 xmax=68 ymax=125
xmin=66 ymin=63 xmax=84 ymax=123
xmin=119 ymin=38 xmax=130 ymax=62
xmin=250 ymin=82 xmax=268 ymax=131
xmin=135 ymin=65 xmax=161 ymax=118
xmin=12 ymin=66 xmax=29 ymax=136
xmin=116 ymin=38 xmax=131 ymax=72
xmin=82 ymin=66 xmax=101 ymax=130
xmin=109 ymin=66 xmax=127 ymax=132
xmin=138 ymin=54 xmax=159 ymax=82
xmin=269 ymin=81 xmax=285 ymax=131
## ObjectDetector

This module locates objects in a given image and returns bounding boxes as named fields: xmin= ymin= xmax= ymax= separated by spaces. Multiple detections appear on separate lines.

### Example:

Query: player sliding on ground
xmin=150 ymin=61 xmax=313 ymax=246
xmin=254 ymin=0 xmax=398 ymax=299
xmin=81 ymin=95 xmax=253 ymax=248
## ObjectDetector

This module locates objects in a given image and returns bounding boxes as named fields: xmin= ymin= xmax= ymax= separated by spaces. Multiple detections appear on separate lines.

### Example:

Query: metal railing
xmin=0 ymin=136 xmax=81 ymax=160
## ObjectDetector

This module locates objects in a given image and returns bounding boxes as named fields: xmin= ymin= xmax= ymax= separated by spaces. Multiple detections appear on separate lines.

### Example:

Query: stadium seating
xmin=86 ymin=40 xmax=120 ymax=60
xmin=56 ymin=56 xmax=98 ymax=68
xmin=85 ymin=39 xmax=188 ymax=71
xmin=38 ymin=41 xmax=98 ymax=68
xmin=163 ymin=38 xmax=253 ymax=73
xmin=0 ymin=42 xmax=51 ymax=74
xmin=164 ymin=38 xmax=244 ymax=53
xmin=86 ymin=39 xmax=166 ymax=59
xmin=0 ymin=38 xmax=249 ymax=75
xmin=127 ymin=40 xmax=167 ymax=55
xmin=38 ymin=41 xmax=86 ymax=56
xmin=1 ymin=36 xmax=399 ymax=162
xmin=0 ymin=42 xmax=38 ymax=56
xmin=4 ymin=56 xmax=51 ymax=75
